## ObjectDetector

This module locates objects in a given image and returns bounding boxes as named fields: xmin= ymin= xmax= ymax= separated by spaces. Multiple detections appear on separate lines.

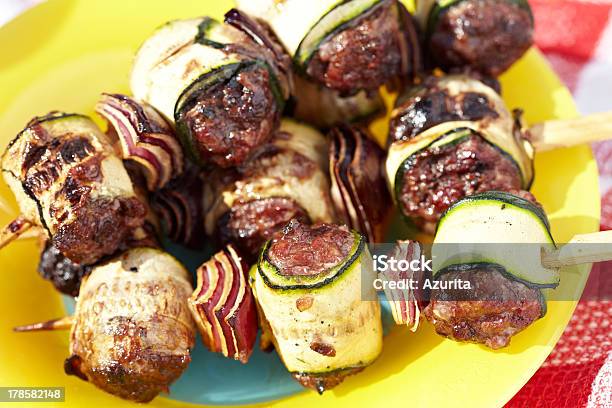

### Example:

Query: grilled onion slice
xmin=379 ymin=240 xmax=428 ymax=331
xmin=151 ymin=165 xmax=205 ymax=249
xmin=96 ymin=93 xmax=183 ymax=191
xmin=188 ymin=245 xmax=258 ymax=363
xmin=329 ymin=125 xmax=391 ymax=243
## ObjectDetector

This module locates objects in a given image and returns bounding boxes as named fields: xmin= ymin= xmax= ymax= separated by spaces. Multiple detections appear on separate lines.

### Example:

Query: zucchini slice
xmin=258 ymin=230 xmax=365 ymax=290
xmin=253 ymin=225 xmax=382 ymax=376
xmin=131 ymin=16 xmax=285 ymax=125
xmin=432 ymin=191 xmax=559 ymax=287
xmin=235 ymin=0 xmax=344 ymax=56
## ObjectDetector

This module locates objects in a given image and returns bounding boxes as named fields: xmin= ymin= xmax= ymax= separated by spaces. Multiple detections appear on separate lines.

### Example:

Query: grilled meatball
xmin=307 ymin=0 xmax=414 ymax=94
xmin=204 ymin=120 xmax=335 ymax=259
xmin=428 ymin=0 xmax=533 ymax=76
xmin=131 ymin=14 xmax=292 ymax=168
xmin=397 ymin=133 xmax=523 ymax=232
xmin=424 ymin=264 xmax=544 ymax=349
xmin=178 ymin=64 xmax=282 ymax=168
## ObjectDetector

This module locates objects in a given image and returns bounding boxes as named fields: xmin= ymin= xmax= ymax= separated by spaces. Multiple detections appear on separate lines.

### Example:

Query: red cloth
xmin=507 ymin=1 xmax=612 ymax=407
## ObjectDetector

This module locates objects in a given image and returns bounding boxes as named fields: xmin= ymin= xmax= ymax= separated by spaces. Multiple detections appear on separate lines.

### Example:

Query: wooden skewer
xmin=541 ymin=230 xmax=612 ymax=268
xmin=13 ymin=316 xmax=75 ymax=332
xmin=0 ymin=217 xmax=34 ymax=250
xmin=530 ymin=111 xmax=612 ymax=152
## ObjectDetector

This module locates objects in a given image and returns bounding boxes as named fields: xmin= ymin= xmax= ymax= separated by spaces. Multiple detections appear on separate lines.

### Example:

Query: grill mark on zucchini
xmin=3 ymin=113 xmax=86 ymax=157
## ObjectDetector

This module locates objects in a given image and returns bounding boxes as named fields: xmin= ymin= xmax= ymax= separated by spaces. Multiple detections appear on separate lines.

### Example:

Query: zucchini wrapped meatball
xmin=1 ymin=113 xmax=147 ymax=264
xmin=204 ymin=120 xmax=335 ymax=258
xmin=131 ymin=11 xmax=293 ymax=168
xmin=236 ymin=0 xmax=421 ymax=95
xmin=386 ymin=75 xmax=534 ymax=233
xmin=254 ymin=220 xmax=383 ymax=393
xmin=426 ymin=191 xmax=556 ymax=349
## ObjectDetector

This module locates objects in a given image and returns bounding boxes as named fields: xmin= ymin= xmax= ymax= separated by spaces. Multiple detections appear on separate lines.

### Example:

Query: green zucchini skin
xmin=294 ymin=0 xmax=386 ymax=71
xmin=433 ymin=190 xmax=559 ymax=288
xmin=257 ymin=231 xmax=365 ymax=291
xmin=435 ymin=190 xmax=552 ymax=237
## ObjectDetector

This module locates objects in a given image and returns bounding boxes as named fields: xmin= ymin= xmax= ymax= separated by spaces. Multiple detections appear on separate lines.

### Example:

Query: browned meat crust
xmin=424 ymin=266 xmax=543 ymax=349
xmin=390 ymin=81 xmax=499 ymax=143
xmin=397 ymin=134 xmax=522 ymax=232
xmin=292 ymin=367 xmax=364 ymax=394
xmin=38 ymin=243 xmax=91 ymax=297
xmin=267 ymin=220 xmax=354 ymax=276
xmin=53 ymin=196 xmax=145 ymax=264
xmin=429 ymin=0 xmax=533 ymax=76
xmin=217 ymin=197 xmax=310 ymax=259
xmin=180 ymin=64 xmax=281 ymax=168
xmin=307 ymin=0 xmax=406 ymax=94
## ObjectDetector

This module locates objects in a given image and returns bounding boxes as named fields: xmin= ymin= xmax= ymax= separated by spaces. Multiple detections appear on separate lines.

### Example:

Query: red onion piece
xmin=380 ymin=240 xmax=427 ymax=331
xmin=96 ymin=94 xmax=184 ymax=190
xmin=151 ymin=165 xmax=205 ymax=249
xmin=188 ymin=245 xmax=258 ymax=363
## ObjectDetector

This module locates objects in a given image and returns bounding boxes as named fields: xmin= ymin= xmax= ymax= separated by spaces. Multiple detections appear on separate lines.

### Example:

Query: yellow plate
xmin=0 ymin=1 xmax=600 ymax=407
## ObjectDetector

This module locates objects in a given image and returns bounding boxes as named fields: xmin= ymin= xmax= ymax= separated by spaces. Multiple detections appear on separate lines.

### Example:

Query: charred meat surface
xmin=397 ymin=134 xmax=522 ymax=231
xmin=307 ymin=0 xmax=406 ymax=94
xmin=52 ymin=196 xmax=145 ymax=264
xmin=429 ymin=0 xmax=533 ymax=76
xmin=217 ymin=197 xmax=310 ymax=259
xmin=179 ymin=64 xmax=281 ymax=168
xmin=390 ymin=86 xmax=499 ymax=143
xmin=267 ymin=220 xmax=354 ymax=276
xmin=204 ymin=120 xmax=335 ymax=259
xmin=2 ymin=114 xmax=147 ymax=265
xmin=38 ymin=243 xmax=91 ymax=297
xmin=424 ymin=265 xmax=543 ymax=349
